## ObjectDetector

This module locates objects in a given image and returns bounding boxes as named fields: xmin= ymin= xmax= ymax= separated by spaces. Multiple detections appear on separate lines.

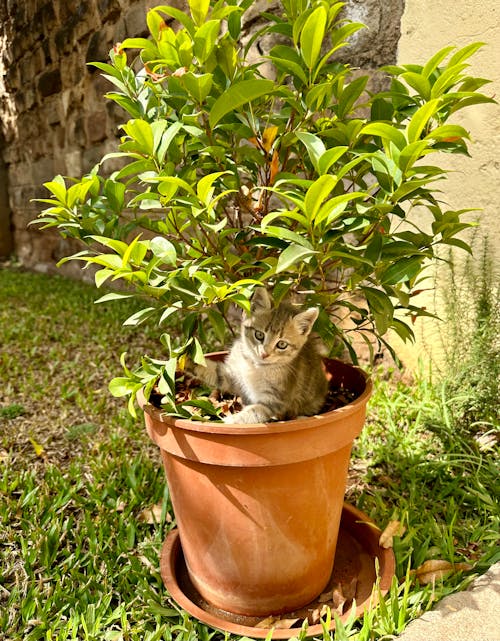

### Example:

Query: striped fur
xmin=190 ymin=289 xmax=328 ymax=423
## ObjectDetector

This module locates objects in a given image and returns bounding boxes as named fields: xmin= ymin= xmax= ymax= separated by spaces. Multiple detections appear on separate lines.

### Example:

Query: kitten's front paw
xmin=223 ymin=412 xmax=241 ymax=424
xmin=222 ymin=405 xmax=273 ymax=424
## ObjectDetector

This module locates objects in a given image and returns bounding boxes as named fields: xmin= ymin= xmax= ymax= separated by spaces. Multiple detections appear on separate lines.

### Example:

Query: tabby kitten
xmin=187 ymin=289 xmax=329 ymax=424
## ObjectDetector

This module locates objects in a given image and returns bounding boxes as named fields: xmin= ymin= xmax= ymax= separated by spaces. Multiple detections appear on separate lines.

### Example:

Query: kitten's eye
xmin=276 ymin=340 xmax=288 ymax=350
xmin=254 ymin=330 xmax=265 ymax=342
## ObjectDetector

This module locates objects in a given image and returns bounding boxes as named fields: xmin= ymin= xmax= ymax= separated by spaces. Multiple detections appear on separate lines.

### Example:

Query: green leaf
xmin=315 ymin=192 xmax=366 ymax=226
xmin=448 ymin=42 xmax=485 ymax=66
xmin=120 ymin=38 xmax=153 ymax=50
xmin=430 ymin=64 xmax=468 ymax=98
xmin=401 ymin=71 xmax=431 ymax=99
xmin=422 ymin=45 xmax=455 ymax=78
xmin=122 ymin=120 xmax=154 ymax=155
xmin=304 ymin=175 xmax=338 ymax=223
xmin=94 ymin=269 xmax=114 ymax=288
xmin=337 ymin=75 xmax=368 ymax=119
xmin=155 ymin=121 xmax=183 ymax=164
xmin=147 ymin=175 xmax=196 ymax=197
xmin=407 ymin=99 xmax=441 ymax=142
xmin=361 ymin=123 xmax=407 ymax=150
xmin=276 ymin=243 xmax=317 ymax=273
xmin=181 ymin=72 xmax=214 ymax=103
xmin=441 ymin=237 xmax=474 ymax=253
xmin=89 ymin=236 xmax=129 ymax=256
xmin=196 ymin=171 xmax=230 ymax=205
xmin=153 ymin=5 xmax=196 ymax=36
xmin=207 ymin=309 xmax=227 ymax=343
xmin=192 ymin=337 xmax=206 ymax=366
xmin=264 ymin=225 xmax=313 ymax=248
xmin=188 ymin=0 xmax=210 ymax=25
xmin=268 ymin=45 xmax=308 ymax=85
xmin=43 ymin=176 xmax=67 ymax=203
xmin=103 ymin=179 xmax=126 ymax=213
xmin=105 ymin=93 xmax=144 ymax=118
xmin=122 ymin=235 xmax=148 ymax=267
xmin=390 ymin=318 xmax=415 ymax=343
xmin=261 ymin=209 xmax=308 ymax=229
xmin=109 ymin=377 xmax=137 ymax=397
xmin=193 ymin=20 xmax=220 ymax=63
xmin=300 ymin=5 xmax=327 ymax=70
xmin=150 ymin=237 xmax=177 ymax=265
xmin=424 ymin=124 xmax=470 ymax=142
xmin=398 ymin=140 xmax=431 ymax=173
xmin=209 ymin=79 xmax=275 ymax=128
xmin=362 ymin=287 xmax=394 ymax=318
xmin=123 ymin=307 xmax=157 ymax=326
xmin=295 ymin=132 xmax=326 ymax=172
xmin=381 ymin=257 xmax=423 ymax=285
xmin=94 ymin=292 xmax=134 ymax=304
xmin=318 ymin=146 xmax=349 ymax=175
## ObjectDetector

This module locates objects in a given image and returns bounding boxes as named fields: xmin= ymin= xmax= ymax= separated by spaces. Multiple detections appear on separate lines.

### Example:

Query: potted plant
xmin=34 ymin=0 xmax=492 ymax=629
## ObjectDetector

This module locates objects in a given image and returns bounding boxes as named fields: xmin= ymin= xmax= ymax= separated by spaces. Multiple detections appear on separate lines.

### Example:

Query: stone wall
xmin=0 ymin=0 xmax=155 ymax=275
xmin=0 ymin=0 xmax=404 ymax=275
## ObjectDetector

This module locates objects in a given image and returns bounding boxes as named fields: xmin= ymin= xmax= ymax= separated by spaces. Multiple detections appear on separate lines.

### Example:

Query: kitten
xmin=187 ymin=289 xmax=329 ymax=424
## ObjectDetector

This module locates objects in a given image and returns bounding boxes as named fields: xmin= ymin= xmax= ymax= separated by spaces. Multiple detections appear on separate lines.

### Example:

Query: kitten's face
xmin=241 ymin=291 xmax=318 ymax=366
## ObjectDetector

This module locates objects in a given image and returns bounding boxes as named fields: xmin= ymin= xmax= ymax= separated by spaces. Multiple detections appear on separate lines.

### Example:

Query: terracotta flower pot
xmin=140 ymin=355 xmax=372 ymax=617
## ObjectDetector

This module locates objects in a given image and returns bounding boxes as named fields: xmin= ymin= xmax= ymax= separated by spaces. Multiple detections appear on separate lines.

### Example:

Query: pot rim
xmin=138 ymin=356 xmax=372 ymax=436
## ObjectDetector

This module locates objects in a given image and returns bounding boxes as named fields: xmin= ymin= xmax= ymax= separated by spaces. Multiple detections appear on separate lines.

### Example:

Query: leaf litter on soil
xmin=151 ymin=372 xmax=360 ymax=422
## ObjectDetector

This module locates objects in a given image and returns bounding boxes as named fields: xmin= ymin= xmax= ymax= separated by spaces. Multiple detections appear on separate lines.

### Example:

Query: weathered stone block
xmin=37 ymin=2 xmax=56 ymax=36
xmin=98 ymin=0 xmax=121 ymax=20
xmin=20 ymin=54 xmax=35 ymax=82
xmin=38 ymin=69 xmax=62 ymax=97
xmin=32 ymin=46 xmax=46 ymax=75
xmin=86 ymin=29 xmax=114 ymax=67
xmin=24 ymin=89 xmax=37 ymax=111
xmin=73 ymin=2 xmax=99 ymax=43
xmin=64 ymin=52 xmax=87 ymax=86
xmin=31 ymin=157 xmax=56 ymax=185
xmin=86 ymin=110 xmax=108 ymax=143
xmin=42 ymin=39 xmax=53 ymax=65
xmin=55 ymin=24 xmax=76 ymax=51
xmin=73 ymin=115 xmax=88 ymax=147
xmin=5 ymin=65 xmax=20 ymax=91
xmin=124 ymin=3 xmax=148 ymax=37
xmin=65 ymin=149 xmax=83 ymax=176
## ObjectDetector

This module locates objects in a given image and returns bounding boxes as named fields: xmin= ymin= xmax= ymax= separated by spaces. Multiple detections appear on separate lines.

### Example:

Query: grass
xmin=0 ymin=267 xmax=498 ymax=641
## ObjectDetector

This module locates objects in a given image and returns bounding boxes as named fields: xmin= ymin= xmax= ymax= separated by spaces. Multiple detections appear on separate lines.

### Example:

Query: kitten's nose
xmin=260 ymin=351 xmax=269 ymax=360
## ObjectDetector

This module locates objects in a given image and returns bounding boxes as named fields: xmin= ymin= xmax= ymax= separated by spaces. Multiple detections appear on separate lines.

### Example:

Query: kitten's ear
xmin=251 ymin=288 xmax=273 ymax=313
xmin=293 ymin=307 xmax=319 ymax=335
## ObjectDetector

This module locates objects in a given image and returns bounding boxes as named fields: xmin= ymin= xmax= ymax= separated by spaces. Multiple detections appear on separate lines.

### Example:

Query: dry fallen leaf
xmin=255 ymin=616 xmax=301 ymax=629
xmin=379 ymin=520 xmax=406 ymax=549
xmin=342 ymin=576 xmax=358 ymax=602
xmin=138 ymin=503 xmax=171 ymax=524
xmin=318 ymin=590 xmax=333 ymax=603
xmin=411 ymin=559 xmax=473 ymax=585
xmin=474 ymin=431 xmax=499 ymax=451
xmin=310 ymin=608 xmax=321 ymax=624
xmin=137 ymin=554 xmax=156 ymax=571
xmin=331 ymin=585 xmax=346 ymax=614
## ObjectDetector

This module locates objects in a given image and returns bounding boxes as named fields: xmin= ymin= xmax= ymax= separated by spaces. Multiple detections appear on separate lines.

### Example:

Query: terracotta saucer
xmin=159 ymin=503 xmax=395 ymax=639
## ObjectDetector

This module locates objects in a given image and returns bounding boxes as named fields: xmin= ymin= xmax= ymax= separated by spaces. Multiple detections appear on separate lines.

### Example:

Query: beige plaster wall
xmin=393 ymin=0 xmax=500 ymax=370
